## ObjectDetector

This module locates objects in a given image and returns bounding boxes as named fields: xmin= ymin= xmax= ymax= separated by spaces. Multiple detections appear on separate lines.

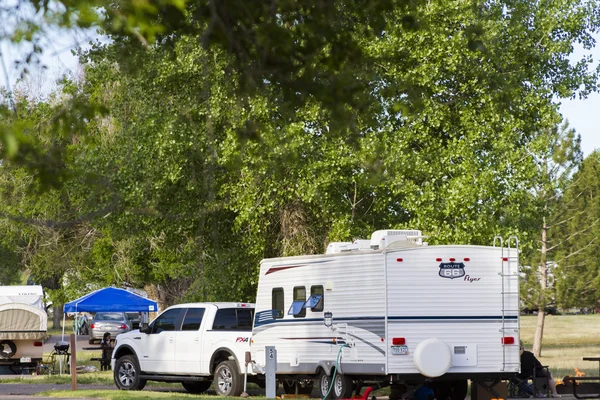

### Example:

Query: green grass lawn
xmin=520 ymin=314 xmax=600 ymax=380
xmin=9 ymin=314 xmax=599 ymax=399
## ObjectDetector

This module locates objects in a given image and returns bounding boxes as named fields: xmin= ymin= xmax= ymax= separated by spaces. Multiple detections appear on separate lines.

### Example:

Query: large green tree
xmin=518 ymin=121 xmax=583 ymax=356
xmin=1 ymin=0 xmax=599 ymax=313
xmin=553 ymin=151 xmax=600 ymax=311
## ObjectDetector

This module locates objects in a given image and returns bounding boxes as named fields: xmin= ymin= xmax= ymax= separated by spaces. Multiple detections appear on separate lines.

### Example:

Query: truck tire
xmin=114 ymin=355 xmax=147 ymax=391
xmin=182 ymin=381 xmax=212 ymax=394
xmin=0 ymin=340 xmax=16 ymax=359
xmin=214 ymin=360 xmax=243 ymax=396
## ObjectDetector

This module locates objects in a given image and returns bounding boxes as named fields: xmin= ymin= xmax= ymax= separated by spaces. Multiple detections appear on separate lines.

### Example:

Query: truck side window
xmin=213 ymin=308 xmax=237 ymax=330
xmin=237 ymin=308 xmax=254 ymax=330
xmin=151 ymin=308 xmax=184 ymax=333
xmin=311 ymin=285 xmax=324 ymax=312
xmin=182 ymin=308 xmax=205 ymax=331
xmin=288 ymin=286 xmax=306 ymax=318
xmin=212 ymin=308 xmax=256 ymax=330
xmin=272 ymin=288 xmax=284 ymax=319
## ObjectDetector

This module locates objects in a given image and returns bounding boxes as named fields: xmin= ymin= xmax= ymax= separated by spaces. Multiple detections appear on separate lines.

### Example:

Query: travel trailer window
xmin=181 ymin=307 xmax=205 ymax=331
xmin=288 ymin=286 xmax=306 ymax=318
xmin=310 ymin=285 xmax=324 ymax=311
xmin=304 ymin=294 xmax=323 ymax=311
xmin=272 ymin=288 xmax=284 ymax=319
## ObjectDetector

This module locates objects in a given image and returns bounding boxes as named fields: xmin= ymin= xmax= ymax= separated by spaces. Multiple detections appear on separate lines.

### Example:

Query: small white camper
xmin=0 ymin=285 xmax=47 ymax=373
xmin=250 ymin=230 xmax=520 ymax=399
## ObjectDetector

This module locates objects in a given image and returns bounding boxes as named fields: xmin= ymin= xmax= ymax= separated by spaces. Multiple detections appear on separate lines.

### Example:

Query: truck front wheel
xmin=214 ymin=360 xmax=243 ymax=396
xmin=114 ymin=355 xmax=147 ymax=391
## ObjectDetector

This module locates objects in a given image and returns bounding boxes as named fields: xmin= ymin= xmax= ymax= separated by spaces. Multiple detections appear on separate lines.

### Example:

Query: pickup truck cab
xmin=111 ymin=302 xmax=256 ymax=395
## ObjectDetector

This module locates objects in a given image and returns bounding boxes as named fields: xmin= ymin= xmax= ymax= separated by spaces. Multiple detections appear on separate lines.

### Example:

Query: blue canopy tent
xmin=62 ymin=287 xmax=158 ymax=339
xmin=64 ymin=287 xmax=158 ymax=313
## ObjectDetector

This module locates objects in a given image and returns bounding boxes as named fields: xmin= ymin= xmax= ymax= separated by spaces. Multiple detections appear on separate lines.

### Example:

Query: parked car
xmin=89 ymin=312 xmax=132 ymax=344
xmin=125 ymin=312 xmax=141 ymax=329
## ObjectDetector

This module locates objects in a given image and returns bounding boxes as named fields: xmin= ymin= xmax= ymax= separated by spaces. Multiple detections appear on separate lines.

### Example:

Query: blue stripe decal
xmin=253 ymin=314 xmax=517 ymax=327
xmin=388 ymin=316 xmax=518 ymax=321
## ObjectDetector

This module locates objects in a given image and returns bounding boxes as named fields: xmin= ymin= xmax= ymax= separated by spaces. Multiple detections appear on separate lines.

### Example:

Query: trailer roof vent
xmin=370 ymin=229 xmax=425 ymax=249
xmin=352 ymin=239 xmax=371 ymax=251
xmin=326 ymin=239 xmax=374 ymax=254
xmin=326 ymin=242 xmax=354 ymax=254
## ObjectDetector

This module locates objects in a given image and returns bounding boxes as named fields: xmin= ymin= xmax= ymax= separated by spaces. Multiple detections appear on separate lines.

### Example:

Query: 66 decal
xmin=439 ymin=262 xmax=465 ymax=279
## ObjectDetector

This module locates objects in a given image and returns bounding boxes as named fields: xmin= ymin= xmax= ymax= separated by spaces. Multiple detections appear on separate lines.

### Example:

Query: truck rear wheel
xmin=114 ymin=355 xmax=147 ymax=391
xmin=182 ymin=381 xmax=212 ymax=394
xmin=214 ymin=360 xmax=243 ymax=396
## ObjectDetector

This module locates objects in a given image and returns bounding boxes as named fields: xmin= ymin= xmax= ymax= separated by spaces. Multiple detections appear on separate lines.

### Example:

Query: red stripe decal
xmin=265 ymin=265 xmax=301 ymax=275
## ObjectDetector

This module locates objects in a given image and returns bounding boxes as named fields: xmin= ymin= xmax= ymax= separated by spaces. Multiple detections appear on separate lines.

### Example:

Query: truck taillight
xmin=392 ymin=337 xmax=406 ymax=345
xmin=34 ymin=341 xmax=43 ymax=347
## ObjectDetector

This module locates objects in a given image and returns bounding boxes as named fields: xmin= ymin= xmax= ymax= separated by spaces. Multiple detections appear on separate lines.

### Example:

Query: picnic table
xmin=564 ymin=357 xmax=600 ymax=399
xmin=82 ymin=346 xmax=112 ymax=370
xmin=583 ymin=357 xmax=600 ymax=377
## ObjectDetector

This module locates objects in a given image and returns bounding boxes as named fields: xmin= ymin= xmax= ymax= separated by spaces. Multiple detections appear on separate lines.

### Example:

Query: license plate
xmin=391 ymin=345 xmax=408 ymax=355
xmin=20 ymin=357 xmax=31 ymax=363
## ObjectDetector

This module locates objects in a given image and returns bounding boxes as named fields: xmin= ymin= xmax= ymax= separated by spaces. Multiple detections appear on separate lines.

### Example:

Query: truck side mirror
xmin=139 ymin=324 xmax=150 ymax=334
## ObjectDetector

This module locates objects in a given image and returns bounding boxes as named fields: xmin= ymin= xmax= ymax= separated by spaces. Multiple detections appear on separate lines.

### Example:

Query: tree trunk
xmin=533 ymin=218 xmax=549 ymax=357
xmin=144 ymin=283 xmax=167 ymax=313
xmin=52 ymin=301 xmax=63 ymax=330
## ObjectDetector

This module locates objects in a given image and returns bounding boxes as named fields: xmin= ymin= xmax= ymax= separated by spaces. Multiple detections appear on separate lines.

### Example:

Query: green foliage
xmin=553 ymin=151 xmax=600 ymax=309
xmin=0 ymin=0 xmax=599 ymax=309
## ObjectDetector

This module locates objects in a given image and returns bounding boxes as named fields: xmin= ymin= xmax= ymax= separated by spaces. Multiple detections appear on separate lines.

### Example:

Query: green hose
xmin=323 ymin=344 xmax=350 ymax=400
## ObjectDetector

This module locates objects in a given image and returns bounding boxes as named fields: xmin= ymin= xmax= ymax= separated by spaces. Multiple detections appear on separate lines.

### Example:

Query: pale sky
xmin=561 ymin=93 xmax=599 ymax=157
xmin=558 ymin=31 xmax=600 ymax=158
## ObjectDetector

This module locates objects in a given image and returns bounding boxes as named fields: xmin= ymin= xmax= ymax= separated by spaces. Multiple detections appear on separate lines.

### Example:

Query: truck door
xmin=175 ymin=307 xmax=206 ymax=374
xmin=140 ymin=308 xmax=183 ymax=373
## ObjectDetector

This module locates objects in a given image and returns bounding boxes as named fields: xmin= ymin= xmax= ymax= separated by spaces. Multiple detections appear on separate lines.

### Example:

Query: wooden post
xmin=70 ymin=333 xmax=77 ymax=390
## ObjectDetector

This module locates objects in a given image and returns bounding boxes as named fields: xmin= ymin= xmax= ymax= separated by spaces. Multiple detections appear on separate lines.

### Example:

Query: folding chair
xmin=39 ymin=351 xmax=57 ymax=375
xmin=509 ymin=375 xmax=534 ymax=398
xmin=509 ymin=365 xmax=552 ymax=398
xmin=533 ymin=366 xmax=551 ymax=398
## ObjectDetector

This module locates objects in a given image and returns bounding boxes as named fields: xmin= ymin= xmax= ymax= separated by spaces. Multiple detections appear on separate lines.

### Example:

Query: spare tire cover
xmin=0 ymin=340 xmax=17 ymax=359
xmin=413 ymin=338 xmax=451 ymax=377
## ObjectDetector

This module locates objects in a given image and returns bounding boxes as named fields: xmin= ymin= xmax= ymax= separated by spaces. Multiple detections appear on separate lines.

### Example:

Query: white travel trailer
xmin=250 ymin=230 xmax=520 ymax=399
xmin=0 ymin=285 xmax=48 ymax=373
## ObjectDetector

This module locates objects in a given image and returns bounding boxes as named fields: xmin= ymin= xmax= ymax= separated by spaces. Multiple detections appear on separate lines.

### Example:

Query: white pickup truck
xmin=111 ymin=302 xmax=258 ymax=395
